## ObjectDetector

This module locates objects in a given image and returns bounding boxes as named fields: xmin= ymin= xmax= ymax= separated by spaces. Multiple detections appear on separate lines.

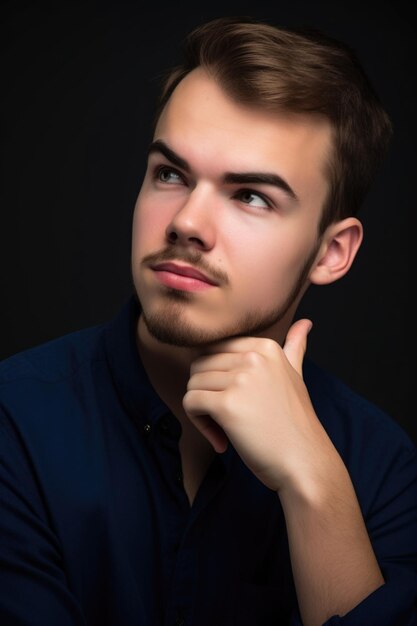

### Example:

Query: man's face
xmin=131 ymin=68 xmax=332 ymax=347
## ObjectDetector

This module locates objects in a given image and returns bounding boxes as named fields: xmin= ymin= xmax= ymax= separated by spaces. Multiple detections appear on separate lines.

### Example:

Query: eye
xmin=236 ymin=189 xmax=272 ymax=210
xmin=155 ymin=165 xmax=184 ymax=185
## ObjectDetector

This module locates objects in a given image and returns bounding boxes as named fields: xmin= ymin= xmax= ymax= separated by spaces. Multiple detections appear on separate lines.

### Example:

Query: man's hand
xmin=183 ymin=319 xmax=335 ymax=493
xmin=183 ymin=320 xmax=385 ymax=625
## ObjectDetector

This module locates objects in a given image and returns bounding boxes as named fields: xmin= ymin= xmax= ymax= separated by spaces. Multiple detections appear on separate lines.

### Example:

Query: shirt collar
xmin=104 ymin=293 xmax=170 ymax=427
xmin=104 ymin=293 xmax=237 ymax=468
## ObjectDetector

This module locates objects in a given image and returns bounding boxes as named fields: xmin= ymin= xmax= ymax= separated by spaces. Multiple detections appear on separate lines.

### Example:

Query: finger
xmin=282 ymin=319 xmax=313 ymax=376
xmin=191 ymin=415 xmax=229 ymax=454
xmin=202 ymin=336 xmax=265 ymax=355
xmin=187 ymin=371 xmax=233 ymax=392
xmin=190 ymin=352 xmax=244 ymax=375
xmin=202 ymin=336 xmax=279 ymax=359
xmin=183 ymin=391 xmax=229 ymax=453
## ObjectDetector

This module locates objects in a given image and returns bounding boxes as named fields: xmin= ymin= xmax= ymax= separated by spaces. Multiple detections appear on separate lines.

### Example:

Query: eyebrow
xmin=148 ymin=140 xmax=190 ymax=172
xmin=148 ymin=139 xmax=298 ymax=201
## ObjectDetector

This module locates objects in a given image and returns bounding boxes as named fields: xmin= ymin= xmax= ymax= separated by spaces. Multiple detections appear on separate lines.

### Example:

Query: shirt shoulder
xmin=0 ymin=323 xmax=106 ymax=387
xmin=0 ymin=323 xmax=109 ymax=439
xmin=0 ymin=317 xmax=120 ymax=503
xmin=304 ymin=357 xmax=416 ymax=455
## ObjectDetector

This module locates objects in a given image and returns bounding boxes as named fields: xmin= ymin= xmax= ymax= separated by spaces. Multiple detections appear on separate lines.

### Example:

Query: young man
xmin=0 ymin=16 xmax=416 ymax=626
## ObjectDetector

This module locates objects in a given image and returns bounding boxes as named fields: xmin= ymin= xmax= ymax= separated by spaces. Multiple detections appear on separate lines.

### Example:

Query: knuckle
xmin=234 ymin=371 xmax=250 ymax=387
xmin=221 ymin=391 xmax=235 ymax=419
xmin=186 ymin=376 xmax=194 ymax=391
xmin=187 ymin=373 xmax=200 ymax=390
xmin=261 ymin=338 xmax=281 ymax=357
xmin=182 ymin=390 xmax=194 ymax=412
xmin=244 ymin=350 xmax=262 ymax=367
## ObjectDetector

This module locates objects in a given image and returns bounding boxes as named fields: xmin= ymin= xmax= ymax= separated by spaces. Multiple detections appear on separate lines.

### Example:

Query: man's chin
xmin=140 ymin=304 xmax=288 ymax=348
xmin=142 ymin=312 xmax=228 ymax=348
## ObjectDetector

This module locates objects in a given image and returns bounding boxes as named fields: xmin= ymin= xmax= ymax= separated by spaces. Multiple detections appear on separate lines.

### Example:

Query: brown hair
xmin=154 ymin=16 xmax=393 ymax=234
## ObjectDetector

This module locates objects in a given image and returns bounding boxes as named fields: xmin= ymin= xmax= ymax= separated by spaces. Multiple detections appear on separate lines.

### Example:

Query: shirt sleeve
xmin=290 ymin=445 xmax=417 ymax=626
xmin=0 ymin=406 xmax=87 ymax=626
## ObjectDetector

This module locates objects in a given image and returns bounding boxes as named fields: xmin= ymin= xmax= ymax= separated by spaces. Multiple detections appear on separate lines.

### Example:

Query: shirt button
xmin=143 ymin=424 xmax=151 ymax=435
xmin=175 ymin=470 xmax=183 ymax=485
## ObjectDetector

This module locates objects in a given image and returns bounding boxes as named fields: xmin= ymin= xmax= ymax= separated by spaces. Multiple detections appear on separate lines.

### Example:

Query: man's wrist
xmin=277 ymin=450 xmax=352 ymax=511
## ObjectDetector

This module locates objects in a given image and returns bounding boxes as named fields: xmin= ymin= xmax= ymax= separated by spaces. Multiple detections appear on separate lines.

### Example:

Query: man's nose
xmin=165 ymin=186 xmax=216 ymax=250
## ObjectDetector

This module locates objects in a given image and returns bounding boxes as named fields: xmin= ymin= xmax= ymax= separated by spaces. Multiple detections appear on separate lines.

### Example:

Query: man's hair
xmin=155 ymin=16 xmax=393 ymax=234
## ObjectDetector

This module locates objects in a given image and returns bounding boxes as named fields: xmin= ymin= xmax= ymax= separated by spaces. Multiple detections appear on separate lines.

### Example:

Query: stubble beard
xmin=136 ymin=240 xmax=320 ymax=348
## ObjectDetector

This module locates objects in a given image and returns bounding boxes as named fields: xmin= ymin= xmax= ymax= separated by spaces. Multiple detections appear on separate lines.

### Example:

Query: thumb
xmin=282 ymin=318 xmax=313 ymax=376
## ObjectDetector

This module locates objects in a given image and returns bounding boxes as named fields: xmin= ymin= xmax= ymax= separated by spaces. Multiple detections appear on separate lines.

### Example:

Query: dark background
xmin=1 ymin=1 xmax=415 ymax=444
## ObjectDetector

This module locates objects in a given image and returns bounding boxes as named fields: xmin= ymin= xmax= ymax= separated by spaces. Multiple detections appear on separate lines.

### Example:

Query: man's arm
xmin=0 ymin=407 xmax=87 ymax=626
xmin=278 ymin=449 xmax=384 ymax=625
xmin=183 ymin=320 xmax=416 ymax=625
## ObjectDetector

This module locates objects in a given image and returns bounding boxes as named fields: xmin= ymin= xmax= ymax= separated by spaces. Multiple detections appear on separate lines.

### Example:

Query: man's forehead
xmin=157 ymin=67 xmax=331 ymax=135
xmin=156 ymin=69 xmax=332 ymax=161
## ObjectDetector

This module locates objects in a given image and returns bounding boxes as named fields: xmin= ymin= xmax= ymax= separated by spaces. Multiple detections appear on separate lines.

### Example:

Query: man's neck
xmin=136 ymin=314 xmax=199 ymax=414
xmin=136 ymin=314 xmax=216 ymax=505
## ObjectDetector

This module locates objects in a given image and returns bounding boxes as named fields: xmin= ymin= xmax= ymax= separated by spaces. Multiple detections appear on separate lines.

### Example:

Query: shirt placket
xmin=148 ymin=412 xmax=229 ymax=626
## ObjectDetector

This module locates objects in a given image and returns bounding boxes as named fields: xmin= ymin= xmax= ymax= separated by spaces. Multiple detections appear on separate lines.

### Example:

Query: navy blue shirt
xmin=1 ymin=295 xmax=416 ymax=625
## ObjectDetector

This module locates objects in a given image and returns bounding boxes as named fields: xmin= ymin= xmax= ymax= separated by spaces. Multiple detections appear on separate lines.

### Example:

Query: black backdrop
xmin=1 ymin=1 xmax=415 ymax=444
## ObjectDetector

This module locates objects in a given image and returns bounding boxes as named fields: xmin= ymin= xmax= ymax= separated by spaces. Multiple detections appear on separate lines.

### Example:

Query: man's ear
xmin=309 ymin=217 xmax=363 ymax=285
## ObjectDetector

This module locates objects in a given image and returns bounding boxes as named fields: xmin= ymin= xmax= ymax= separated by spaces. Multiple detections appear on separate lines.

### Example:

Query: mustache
xmin=141 ymin=247 xmax=229 ymax=285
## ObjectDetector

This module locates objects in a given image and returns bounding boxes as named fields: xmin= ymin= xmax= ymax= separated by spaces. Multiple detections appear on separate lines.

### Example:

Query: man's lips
xmin=150 ymin=262 xmax=219 ymax=287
